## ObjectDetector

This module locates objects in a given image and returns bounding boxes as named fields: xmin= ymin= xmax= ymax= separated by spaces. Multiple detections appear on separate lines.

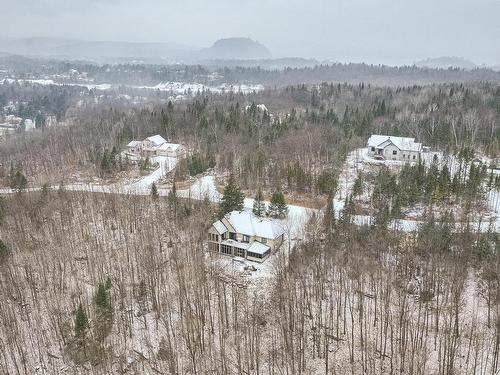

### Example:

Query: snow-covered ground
xmin=333 ymin=148 xmax=500 ymax=233
xmin=1 ymin=150 xmax=497 ymax=233
xmin=177 ymin=175 xmax=314 ymax=239
xmin=63 ymin=156 xmax=177 ymax=195
xmin=1 ymin=78 xmax=264 ymax=96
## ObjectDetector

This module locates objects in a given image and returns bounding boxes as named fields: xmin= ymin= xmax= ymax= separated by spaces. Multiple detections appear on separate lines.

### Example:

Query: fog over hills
xmin=415 ymin=57 xmax=477 ymax=70
xmin=0 ymin=37 xmax=272 ymax=63
xmin=201 ymin=38 xmax=271 ymax=60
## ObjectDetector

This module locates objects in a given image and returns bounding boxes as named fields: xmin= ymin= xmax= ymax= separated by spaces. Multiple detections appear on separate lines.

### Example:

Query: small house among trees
xmin=367 ymin=134 xmax=427 ymax=161
xmin=208 ymin=210 xmax=285 ymax=263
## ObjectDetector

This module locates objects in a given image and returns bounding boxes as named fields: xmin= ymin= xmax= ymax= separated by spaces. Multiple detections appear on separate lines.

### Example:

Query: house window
xmin=393 ymin=150 xmax=397 ymax=155
xmin=371 ymin=147 xmax=375 ymax=152
xmin=242 ymin=235 xmax=250 ymax=243
xmin=235 ymin=248 xmax=245 ymax=257
xmin=209 ymin=242 xmax=219 ymax=252
xmin=247 ymin=251 xmax=261 ymax=259
xmin=261 ymin=238 xmax=267 ymax=244
xmin=403 ymin=154 xmax=406 ymax=158
xmin=221 ymin=244 xmax=232 ymax=255
xmin=413 ymin=155 xmax=416 ymax=160
xmin=229 ymin=232 xmax=237 ymax=241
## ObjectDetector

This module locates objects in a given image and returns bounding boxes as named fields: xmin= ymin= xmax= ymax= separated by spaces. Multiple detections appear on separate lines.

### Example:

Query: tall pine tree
xmin=74 ymin=303 xmax=89 ymax=338
xmin=268 ymin=191 xmax=288 ymax=219
xmin=219 ymin=175 xmax=244 ymax=218
xmin=151 ymin=183 xmax=159 ymax=200
xmin=252 ymin=188 xmax=266 ymax=217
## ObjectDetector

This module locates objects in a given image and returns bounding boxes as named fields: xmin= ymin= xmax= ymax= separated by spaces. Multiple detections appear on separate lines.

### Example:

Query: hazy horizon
xmin=1 ymin=0 xmax=500 ymax=66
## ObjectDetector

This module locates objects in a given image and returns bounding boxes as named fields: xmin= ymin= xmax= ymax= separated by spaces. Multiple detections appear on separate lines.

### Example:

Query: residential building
xmin=208 ymin=210 xmax=285 ymax=263
xmin=367 ymin=134 xmax=424 ymax=161
xmin=125 ymin=135 xmax=186 ymax=158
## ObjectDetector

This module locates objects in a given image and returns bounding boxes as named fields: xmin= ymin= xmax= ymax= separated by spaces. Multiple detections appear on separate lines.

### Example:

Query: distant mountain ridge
xmin=0 ymin=36 xmax=272 ymax=63
xmin=0 ymin=37 xmax=197 ymax=62
xmin=415 ymin=57 xmax=477 ymax=70
xmin=201 ymin=38 xmax=272 ymax=60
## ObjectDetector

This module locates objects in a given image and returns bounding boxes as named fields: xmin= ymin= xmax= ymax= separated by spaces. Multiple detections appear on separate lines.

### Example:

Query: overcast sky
xmin=1 ymin=0 xmax=500 ymax=65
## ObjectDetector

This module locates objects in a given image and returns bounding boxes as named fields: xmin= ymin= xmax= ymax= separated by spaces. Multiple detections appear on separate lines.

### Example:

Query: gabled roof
xmin=225 ymin=210 xmax=285 ymax=240
xmin=221 ymin=239 xmax=249 ymax=250
xmin=213 ymin=220 xmax=227 ymax=235
xmin=145 ymin=135 xmax=167 ymax=146
xmin=247 ymin=241 xmax=270 ymax=255
xmin=368 ymin=135 xmax=422 ymax=152
xmin=127 ymin=140 xmax=141 ymax=147
xmin=157 ymin=142 xmax=182 ymax=151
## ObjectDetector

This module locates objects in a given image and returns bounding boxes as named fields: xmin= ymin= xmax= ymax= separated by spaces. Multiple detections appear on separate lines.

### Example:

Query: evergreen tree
xmin=100 ymin=149 xmax=111 ymax=177
xmin=74 ymin=303 xmax=89 ymax=337
xmin=168 ymin=182 xmax=178 ymax=214
xmin=151 ymin=183 xmax=159 ymax=200
xmin=352 ymin=172 xmax=363 ymax=197
xmin=218 ymin=175 xmax=244 ymax=218
xmin=95 ymin=282 xmax=109 ymax=309
xmin=268 ymin=191 xmax=288 ymax=219
xmin=252 ymin=188 xmax=266 ymax=217
xmin=0 ymin=239 xmax=10 ymax=263
xmin=11 ymin=170 xmax=28 ymax=191
xmin=105 ymin=277 xmax=112 ymax=290
xmin=323 ymin=191 xmax=336 ymax=234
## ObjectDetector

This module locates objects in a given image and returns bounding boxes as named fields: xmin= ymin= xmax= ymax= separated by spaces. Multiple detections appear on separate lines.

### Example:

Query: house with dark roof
xmin=208 ymin=210 xmax=285 ymax=262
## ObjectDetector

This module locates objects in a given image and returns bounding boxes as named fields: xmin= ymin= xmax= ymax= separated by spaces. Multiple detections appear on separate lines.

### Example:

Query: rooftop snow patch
xmin=157 ymin=142 xmax=182 ymax=151
xmin=247 ymin=241 xmax=271 ymax=255
xmin=127 ymin=140 xmax=141 ymax=147
xmin=368 ymin=134 xmax=422 ymax=152
xmin=225 ymin=210 xmax=285 ymax=239
xmin=213 ymin=220 xmax=227 ymax=235
xmin=146 ymin=135 xmax=167 ymax=146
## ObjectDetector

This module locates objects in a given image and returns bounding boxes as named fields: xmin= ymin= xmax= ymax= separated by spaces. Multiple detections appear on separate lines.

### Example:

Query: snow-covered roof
xmin=225 ymin=210 xmax=285 ymax=240
xmin=221 ymin=239 xmax=250 ymax=250
xmin=247 ymin=241 xmax=270 ymax=255
xmin=157 ymin=142 xmax=182 ymax=151
xmin=145 ymin=135 xmax=167 ymax=146
xmin=367 ymin=135 xmax=422 ymax=152
xmin=213 ymin=220 xmax=227 ymax=235
xmin=127 ymin=140 xmax=141 ymax=147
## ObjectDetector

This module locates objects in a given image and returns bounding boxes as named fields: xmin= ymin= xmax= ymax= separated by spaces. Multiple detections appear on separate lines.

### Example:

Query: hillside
xmin=200 ymin=37 xmax=272 ymax=60
xmin=415 ymin=56 xmax=477 ymax=70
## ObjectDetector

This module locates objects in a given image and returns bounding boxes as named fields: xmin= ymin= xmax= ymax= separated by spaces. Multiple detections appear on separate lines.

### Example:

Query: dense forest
xmin=1 ymin=81 xmax=498 ymax=188
xmin=2 ymin=55 xmax=500 ymax=87
xmin=0 ymin=61 xmax=499 ymax=374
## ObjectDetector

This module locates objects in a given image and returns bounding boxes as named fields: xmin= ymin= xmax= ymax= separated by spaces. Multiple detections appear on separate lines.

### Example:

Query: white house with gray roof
xmin=126 ymin=134 xmax=186 ymax=158
xmin=367 ymin=134 xmax=424 ymax=162
xmin=208 ymin=210 xmax=285 ymax=262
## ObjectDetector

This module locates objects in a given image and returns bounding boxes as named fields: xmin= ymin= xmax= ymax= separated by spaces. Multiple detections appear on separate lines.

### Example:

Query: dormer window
xmin=242 ymin=235 xmax=250 ymax=243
